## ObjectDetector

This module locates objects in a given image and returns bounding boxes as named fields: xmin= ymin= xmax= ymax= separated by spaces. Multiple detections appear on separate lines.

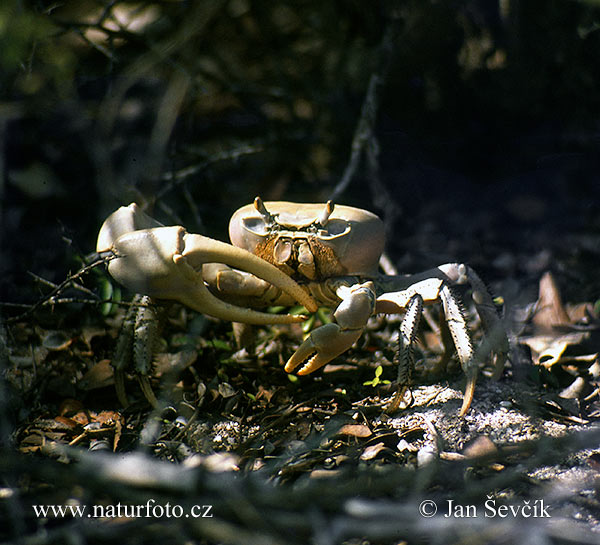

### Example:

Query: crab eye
xmin=318 ymin=219 xmax=350 ymax=239
xmin=242 ymin=217 xmax=270 ymax=235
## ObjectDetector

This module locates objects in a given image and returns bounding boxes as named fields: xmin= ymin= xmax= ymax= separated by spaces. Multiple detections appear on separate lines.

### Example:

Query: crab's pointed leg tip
xmin=459 ymin=372 xmax=477 ymax=417
xmin=138 ymin=376 xmax=158 ymax=408
xmin=114 ymin=369 xmax=130 ymax=407
xmin=491 ymin=353 xmax=506 ymax=381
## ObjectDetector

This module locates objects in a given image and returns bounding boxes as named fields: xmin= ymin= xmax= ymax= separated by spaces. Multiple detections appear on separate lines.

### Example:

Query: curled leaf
xmin=42 ymin=331 xmax=72 ymax=351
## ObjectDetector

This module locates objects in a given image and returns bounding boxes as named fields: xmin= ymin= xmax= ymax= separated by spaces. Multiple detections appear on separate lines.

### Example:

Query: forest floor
xmin=3 ymin=175 xmax=600 ymax=545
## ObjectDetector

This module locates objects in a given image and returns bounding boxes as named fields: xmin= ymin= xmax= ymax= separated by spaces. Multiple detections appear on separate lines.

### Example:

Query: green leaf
xmin=364 ymin=365 xmax=388 ymax=387
xmin=317 ymin=307 xmax=332 ymax=324
xmin=99 ymin=278 xmax=114 ymax=316
xmin=210 ymin=339 xmax=231 ymax=351
xmin=301 ymin=314 xmax=316 ymax=333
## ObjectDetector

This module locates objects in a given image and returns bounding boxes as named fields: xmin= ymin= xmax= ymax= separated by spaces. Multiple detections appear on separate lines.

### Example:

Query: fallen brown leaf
xmin=360 ymin=442 xmax=386 ymax=461
xmin=533 ymin=271 xmax=571 ymax=329
xmin=337 ymin=424 xmax=372 ymax=438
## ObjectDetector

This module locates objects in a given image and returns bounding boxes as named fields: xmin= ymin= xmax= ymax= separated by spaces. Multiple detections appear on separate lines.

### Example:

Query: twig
xmin=329 ymin=17 xmax=401 ymax=204
xmin=158 ymin=144 xmax=264 ymax=195
xmin=5 ymin=256 xmax=113 ymax=323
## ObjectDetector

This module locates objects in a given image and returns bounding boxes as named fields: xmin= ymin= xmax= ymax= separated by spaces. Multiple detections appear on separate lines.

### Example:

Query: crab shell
xmin=229 ymin=201 xmax=385 ymax=280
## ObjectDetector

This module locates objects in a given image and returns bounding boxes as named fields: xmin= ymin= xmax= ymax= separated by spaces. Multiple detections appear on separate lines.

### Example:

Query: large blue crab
xmin=97 ymin=198 xmax=508 ymax=414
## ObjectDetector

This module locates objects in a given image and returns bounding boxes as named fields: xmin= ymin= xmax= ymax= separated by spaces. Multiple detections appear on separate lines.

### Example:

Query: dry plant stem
xmin=159 ymin=145 xmax=263 ymax=197
xmin=6 ymin=257 xmax=112 ymax=323
xmin=329 ymin=18 xmax=400 ymax=203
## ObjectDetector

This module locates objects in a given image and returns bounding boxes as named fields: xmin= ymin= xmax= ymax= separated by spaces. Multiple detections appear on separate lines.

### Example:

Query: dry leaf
xmin=59 ymin=398 xmax=84 ymax=416
xmin=79 ymin=359 xmax=114 ymax=390
xmin=218 ymin=382 xmax=236 ymax=398
xmin=360 ymin=442 xmax=386 ymax=461
xmin=520 ymin=331 xmax=591 ymax=368
xmin=559 ymin=376 xmax=589 ymax=399
xmin=94 ymin=410 xmax=121 ymax=426
xmin=42 ymin=331 xmax=73 ymax=351
xmin=154 ymin=349 xmax=198 ymax=376
xmin=53 ymin=416 xmax=81 ymax=430
xmin=462 ymin=436 xmax=498 ymax=459
xmin=533 ymin=271 xmax=570 ymax=328
xmin=256 ymin=385 xmax=275 ymax=403
xmin=337 ymin=424 xmax=372 ymax=438
xmin=80 ymin=326 xmax=107 ymax=349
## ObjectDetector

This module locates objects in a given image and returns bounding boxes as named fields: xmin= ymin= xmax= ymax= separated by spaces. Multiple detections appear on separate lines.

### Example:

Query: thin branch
xmin=329 ymin=17 xmax=401 ymax=203
xmin=5 ymin=256 xmax=113 ymax=323
xmin=158 ymin=144 xmax=264 ymax=194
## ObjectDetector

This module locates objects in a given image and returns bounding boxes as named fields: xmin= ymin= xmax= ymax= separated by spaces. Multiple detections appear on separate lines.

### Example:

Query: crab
xmin=96 ymin=198 xmax=508 ymax=414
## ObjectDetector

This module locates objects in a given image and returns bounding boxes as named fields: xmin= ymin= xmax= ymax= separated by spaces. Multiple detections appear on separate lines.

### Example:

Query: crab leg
xmin=437 ymin=263 xmax=508 ymax=379
xmin=182 ymin=231 xmax=318 ymax=316
xmin=111 ymin=294 xmax=160 ymax=407
xmin=438 ymin=284 xmax=478 ymax=416
xmin=110 ymin=227 xmax=317 ymax=324
xmin=378 ymin=278 xmax=478 ymax=415
xmin=386 ymin=263 xmax=508 ymax=379
xmin=97 ymin=203 xmax=164 ymax=251
xmin=386 ymin=293 xmax=423 ymax=413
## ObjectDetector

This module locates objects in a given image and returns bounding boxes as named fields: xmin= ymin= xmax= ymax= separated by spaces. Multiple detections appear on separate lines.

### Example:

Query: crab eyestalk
xmin=317 ymin=200 xmax=335 ymax=227
xmin=254 ymin=196 xmax=276 ymax=226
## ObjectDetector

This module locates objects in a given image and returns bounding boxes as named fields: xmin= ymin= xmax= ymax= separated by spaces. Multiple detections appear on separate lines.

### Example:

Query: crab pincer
xmin=97 ymin=203 xmax=317 ymax=324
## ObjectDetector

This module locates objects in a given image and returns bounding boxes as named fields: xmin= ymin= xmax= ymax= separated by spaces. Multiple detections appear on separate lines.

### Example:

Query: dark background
xmin=1 ymin=0 xmax=600 ymax=327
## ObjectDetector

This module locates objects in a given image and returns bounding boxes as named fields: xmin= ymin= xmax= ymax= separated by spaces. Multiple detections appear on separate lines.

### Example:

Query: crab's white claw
xmin=285 ymin=282 xmax=376 ymax=375
xmin=284 ymin=323 xmax=363 ymax=375
xmin=97 ymin=204 xmax=318 ymax=324
xmin=97 ymin=203 xmax=164 ymax=252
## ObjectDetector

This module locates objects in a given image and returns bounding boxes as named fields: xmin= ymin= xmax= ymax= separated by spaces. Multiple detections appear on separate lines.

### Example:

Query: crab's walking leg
xmin=132 ymin=298 xmax=160 ymax=408
xmin=112 ymin=295 xmax=160 ymax=407
xmin=386 ymin=293 xmax=423 ymax=413
xmin=438 ymin=263 xmax=508 ymax=379
xmin=378 ymin=277 xmax=478 ymax=415
xmin=439 ymin=284 xmax=477 ymax=416
xmin=112 ymin=299 xmax=137 ymax=407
